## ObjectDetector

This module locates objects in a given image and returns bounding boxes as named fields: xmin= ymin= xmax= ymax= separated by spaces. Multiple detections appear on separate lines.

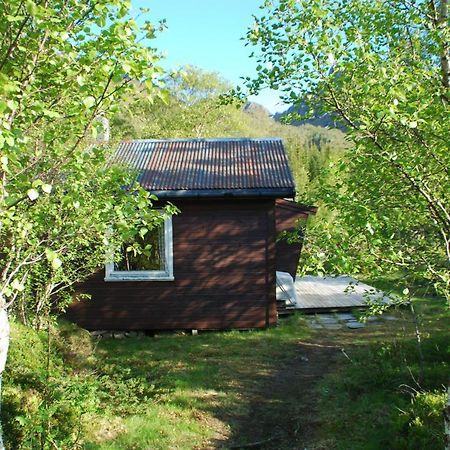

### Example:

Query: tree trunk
xmin=445 ymin=384 xmax=450 ymax=450
xmin=0 ymin=309 xmax=10 ymax=450
xmin=440 ymin=1 xmax=449 ymax=86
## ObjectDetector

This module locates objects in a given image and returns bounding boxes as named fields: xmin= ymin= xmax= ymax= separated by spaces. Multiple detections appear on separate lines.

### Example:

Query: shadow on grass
xmin=212 ymin=340 xmax=341 ymax=450
xmin=84 ymin=314 xmax=342 ymax=449
xmin=83 ymin=299 xmax=449 ymax=450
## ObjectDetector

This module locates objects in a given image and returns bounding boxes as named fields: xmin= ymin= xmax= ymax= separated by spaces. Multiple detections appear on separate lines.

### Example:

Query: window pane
xmin=115 ymin=225 xmax=164 ymax=271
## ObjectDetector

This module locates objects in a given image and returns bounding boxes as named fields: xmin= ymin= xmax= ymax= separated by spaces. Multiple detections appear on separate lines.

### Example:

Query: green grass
xmin=316 ymin=335 xmax=448 ymax=450
xmin=313 ymin=277 xmax=450 ymax=450
xmin=82 ymin=316 xmax=312 ymax=448
xmin=3 ymin=315 xmax=313 ymax=449
xmin=3 ymin=279 xmax=448 ymax=449
xmin=84 ymin=405 xmax=212 ymax=450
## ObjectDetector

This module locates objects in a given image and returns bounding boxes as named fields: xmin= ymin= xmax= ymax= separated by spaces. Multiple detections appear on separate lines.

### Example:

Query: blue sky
xmin=132 ymin=0 xmax=285 ymax=113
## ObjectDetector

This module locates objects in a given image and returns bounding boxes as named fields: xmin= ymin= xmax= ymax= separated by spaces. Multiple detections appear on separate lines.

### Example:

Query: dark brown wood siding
xmin=275 ymin=199 xmax=310 ymax=277
xmin=66 ymin=199 xmax=277 ymax=331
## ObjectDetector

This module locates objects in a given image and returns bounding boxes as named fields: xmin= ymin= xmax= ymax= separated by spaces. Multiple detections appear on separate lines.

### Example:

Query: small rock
xmin=323 ymin=324 xmax=343 ymax=330
xmin=113 ymin=332 xmax=125 ymax=339
xmin=317 ymin=315 xmax=339 ymax=324
xmin=316 ymin=314 xmax=336 ymax=320
xmin=91 ymin=330 xmax=107 ymax=337
xmin=366 ymin=316 xmax=380 ymax=322
xmin=127 ymin=331 xmax=139 ymax=338
xmin=346 ymin=321 xmax=365 ymax=329
xmin=336 ymin=313 xmax=355 ymax=321
xmin=383 ymin=315 xmax=399 ymax=321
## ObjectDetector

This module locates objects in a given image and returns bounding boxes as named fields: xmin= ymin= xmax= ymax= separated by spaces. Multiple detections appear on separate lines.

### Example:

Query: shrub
xmin=2 ymin=322 xmax=98 ymax=449
xmin=393 ymin=390 xmax=447 ymax=450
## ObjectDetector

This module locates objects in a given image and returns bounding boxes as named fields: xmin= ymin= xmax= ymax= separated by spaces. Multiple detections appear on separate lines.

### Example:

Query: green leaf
xmin=41 ymin=184 xmax=52 ymax=194
xmin=15 ymin=416 xmax=26 ymax=426
xmin=122 ymin=62 xmax=132 ymax=73
xmin=11 ymin=278 xmax=25 ymax=292
xmin=44 ymin=109 xmax=61 ymax=119
xmin=6 ymin=100 xmax=17 ymax=111
xmin=25 ymin=0 xmax=38 ymax=16
xmin=27 ymin=189 xmax=39 ymax=201
xmin=45 ymin=248 xmax=62 ymax=270
xmin=83 ymin=96 xmax=96 ymax=109
xmin=52 ymin=257 xmax=62 ymax=270
xmin=157 ymin=90 xmax=170 ymax=104
xmin=6 ymin=15 xmax=26 ymax=22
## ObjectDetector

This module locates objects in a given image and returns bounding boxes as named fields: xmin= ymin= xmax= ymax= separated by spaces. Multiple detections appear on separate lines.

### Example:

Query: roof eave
xmin=276 ymin=198 xmax=318 ymax=215
xmin=149 ymin=188 xmax=296 ymax=199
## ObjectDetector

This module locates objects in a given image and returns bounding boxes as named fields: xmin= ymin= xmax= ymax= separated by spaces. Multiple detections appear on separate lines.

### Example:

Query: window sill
xmin=104 ymin=275 xmax=174 ymax=282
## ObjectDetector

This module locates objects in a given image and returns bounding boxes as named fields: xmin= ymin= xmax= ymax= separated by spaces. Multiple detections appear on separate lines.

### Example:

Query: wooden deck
xmin=294 ymin=275 xmax=389 ymax=312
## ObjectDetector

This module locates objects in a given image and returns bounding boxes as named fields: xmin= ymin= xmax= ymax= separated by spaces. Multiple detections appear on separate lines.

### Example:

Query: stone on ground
xmin=346 ymin=321 xmax=366 ymax=329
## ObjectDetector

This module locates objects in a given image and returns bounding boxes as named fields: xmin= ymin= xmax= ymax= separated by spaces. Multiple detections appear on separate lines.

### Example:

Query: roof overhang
xmin=150 ymin=188 xmax=296 ymax=199
xmin=275 ymin=198 xmax=318 ymax=215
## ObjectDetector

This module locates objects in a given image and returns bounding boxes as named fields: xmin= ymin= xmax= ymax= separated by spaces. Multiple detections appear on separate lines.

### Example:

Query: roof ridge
xmin=123 ymin=137 xmax=283 ymax=143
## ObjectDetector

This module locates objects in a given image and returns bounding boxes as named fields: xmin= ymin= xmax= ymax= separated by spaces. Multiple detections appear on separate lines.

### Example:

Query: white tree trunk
xmin=96 ymin=113 xmax=110 ymax=143
xmin=0 ymin=309 xmax=10 ymax=450
xmin=445 ymin=384 xmax=450 ymax=450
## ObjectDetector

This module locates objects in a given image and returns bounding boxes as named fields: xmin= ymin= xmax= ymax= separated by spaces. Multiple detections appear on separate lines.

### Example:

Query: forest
xmin=0 ymin=0 xmax=448 ymax=448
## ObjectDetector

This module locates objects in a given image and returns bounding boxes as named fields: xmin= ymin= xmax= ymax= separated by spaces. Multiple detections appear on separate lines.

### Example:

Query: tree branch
xmin=0 ymin=14 xmax=30 ymax=72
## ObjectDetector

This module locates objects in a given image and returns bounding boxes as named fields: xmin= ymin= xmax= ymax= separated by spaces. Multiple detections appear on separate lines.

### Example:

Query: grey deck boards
xmin=294 ymin=276 xmax=388 ymax=311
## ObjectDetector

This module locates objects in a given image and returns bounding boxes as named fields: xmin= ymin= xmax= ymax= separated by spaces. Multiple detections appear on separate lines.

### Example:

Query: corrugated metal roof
xmin=115 ymin=138 xmax=296 ymax=198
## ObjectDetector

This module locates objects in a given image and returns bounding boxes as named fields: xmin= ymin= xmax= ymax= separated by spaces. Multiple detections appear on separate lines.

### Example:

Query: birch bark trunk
xmin=440 ymin=0 xmax=449 ymax=95
xmin=0 ymin=308 xmax=10 ymax=450
xmin=445 ymin=385 xmax=450 ymax=450
xmin=440 ymin=3 xmax=450 ymax=446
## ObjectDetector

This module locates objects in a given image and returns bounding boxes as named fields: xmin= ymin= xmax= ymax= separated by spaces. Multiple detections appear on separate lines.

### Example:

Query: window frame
xmin=104 ymin=215 xmax=174 ymax=282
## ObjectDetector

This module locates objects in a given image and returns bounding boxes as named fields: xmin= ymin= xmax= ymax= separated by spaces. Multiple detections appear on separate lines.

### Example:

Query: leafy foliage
xmin=245 ymin=0 xmax=450 ymax=301
xmin=3 ymin=321 xmax=96 ymax=448
xmin=318 ymin=333 xmax=448 ymax=449
xmin=0 ymin=1 xmax=176 ymax=324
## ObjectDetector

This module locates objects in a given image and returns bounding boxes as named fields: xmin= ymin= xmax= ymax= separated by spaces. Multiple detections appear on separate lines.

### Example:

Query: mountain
xmin=243 ymin=102 xmax=272 ymax=117
xmin=273 ymin=104 xmax=347 ymax=131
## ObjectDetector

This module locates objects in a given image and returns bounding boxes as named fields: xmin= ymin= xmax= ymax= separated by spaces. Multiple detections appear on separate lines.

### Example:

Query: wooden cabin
xmin=66 ymin=138 xmax=315 ymax=331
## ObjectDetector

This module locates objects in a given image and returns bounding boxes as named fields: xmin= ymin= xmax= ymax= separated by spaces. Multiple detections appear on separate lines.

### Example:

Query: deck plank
xmin=294 ymin=276 xmax=388 ymax=311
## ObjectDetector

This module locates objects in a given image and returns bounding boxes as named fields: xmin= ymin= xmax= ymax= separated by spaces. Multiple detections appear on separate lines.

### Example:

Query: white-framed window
xmin=104 ymin=216 xmax=174 ymax=282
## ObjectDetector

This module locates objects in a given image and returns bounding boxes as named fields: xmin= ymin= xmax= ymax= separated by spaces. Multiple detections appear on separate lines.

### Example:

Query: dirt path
xmin=218 ymin=340 xmax=342 ymax=449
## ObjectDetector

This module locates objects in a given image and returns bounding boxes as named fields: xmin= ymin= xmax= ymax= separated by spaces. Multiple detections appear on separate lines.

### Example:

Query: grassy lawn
xmin=312 ymin=277 xmax=449 ymax=450
xmin=3 ymin=278 xmax=449 ymax=449
xmin=315 ymin=311 xmax=448 ymax=449
xmin=82 ymin=316 xmax=316 ymax=449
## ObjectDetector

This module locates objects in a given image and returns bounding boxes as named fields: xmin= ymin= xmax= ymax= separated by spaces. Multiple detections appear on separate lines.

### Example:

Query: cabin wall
xmin=66 ymin=198 xmax=277 ymax=331
xmin=275 ymin=200 xmax=309 ymax=278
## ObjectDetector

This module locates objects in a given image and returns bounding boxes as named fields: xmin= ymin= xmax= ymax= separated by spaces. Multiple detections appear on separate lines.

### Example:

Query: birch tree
xmin=0 ymin=1 xmax=169 ymax=446
xmin=245 ymin=0 xmax=449 ymax=301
